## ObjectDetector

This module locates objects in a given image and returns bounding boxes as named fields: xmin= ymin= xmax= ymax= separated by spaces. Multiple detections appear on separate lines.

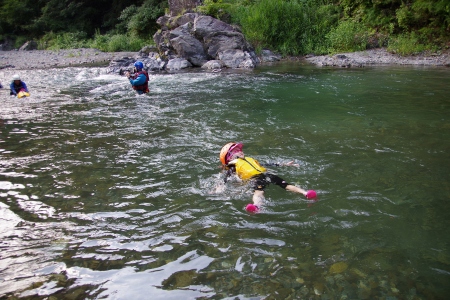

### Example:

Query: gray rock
xmin=201 ymin=60 xmax=224 ymax=70
xmin=218 ymin=49 xmax=257 ymax=69
xmin=260 ymin=49 xmax=282 ymax=62
xmin=19 ymin=41 xmax=38 ymax=51
xmin=107 ymin=59 xmax=135 ymax=74
xmin=170 ymin=13 xmax=198 ymax=28
xmin=169 ymin=23 xmax=193 ymax=40
xmin=152 ymin=13 xmax=260 ymax=69
xmin=166 ymin=58 xmax=192 ymax=70
xmin=145 ymin=52 xmax=167 ymax=71
xmin=204 ymin=31 xmax=248 ymax=58
xmin=193 ymin=15 xmax=235 ymax=39
xmin=139 ymin=45 xmax=158 ymax=57
xmin=170 ymin=34 xmax=208 ymax=67
xmin=153 ymin=30 xmax=172 ymax=54
xmin=156 ymin=15 xmax=171 ymax=30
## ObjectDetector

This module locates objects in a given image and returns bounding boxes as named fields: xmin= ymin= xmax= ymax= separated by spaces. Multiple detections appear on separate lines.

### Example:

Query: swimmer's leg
xmin=252 ymin=190 xmax=265 ymax=207
xmin=267 ymin=173 xmax=308 ymax=197
xmin=286 ymin=184 xmax=307 ymax=197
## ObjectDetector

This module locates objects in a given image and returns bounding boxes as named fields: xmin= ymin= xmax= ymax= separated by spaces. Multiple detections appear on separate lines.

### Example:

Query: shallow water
xmin=0 ymin=63 xmax=449 ymax=299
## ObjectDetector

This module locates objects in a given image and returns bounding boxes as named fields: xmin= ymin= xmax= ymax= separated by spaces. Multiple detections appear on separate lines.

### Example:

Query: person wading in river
xmin=219 ymin=142 xmax=317 ymax=213
xmin=125 ymin=61 xmax=149 ymax=94
xmin=10 ymin=74 xmax=29 ymax=97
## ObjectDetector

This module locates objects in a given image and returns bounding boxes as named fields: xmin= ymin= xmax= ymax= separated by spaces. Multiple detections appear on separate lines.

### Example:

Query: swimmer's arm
xmin=262 ymin=161 xmax=299 ymax=167
xmin=210 ymin=166 xmax=235 ymax=194
xmin=223 ymin=166 xmax=235 ymax=183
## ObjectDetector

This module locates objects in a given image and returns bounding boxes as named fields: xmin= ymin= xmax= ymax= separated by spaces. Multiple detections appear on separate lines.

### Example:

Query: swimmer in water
xmin=219 ymin=142 xmax=317 ymax=212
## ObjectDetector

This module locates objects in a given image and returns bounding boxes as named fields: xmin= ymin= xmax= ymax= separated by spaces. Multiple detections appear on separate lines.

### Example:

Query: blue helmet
xmin=134 ymin=61 xmax=144 ymax=71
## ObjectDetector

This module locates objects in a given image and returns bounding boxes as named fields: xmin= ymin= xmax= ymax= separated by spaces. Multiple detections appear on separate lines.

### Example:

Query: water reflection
xmin=1 ymin=64 xmax=449 ymax=299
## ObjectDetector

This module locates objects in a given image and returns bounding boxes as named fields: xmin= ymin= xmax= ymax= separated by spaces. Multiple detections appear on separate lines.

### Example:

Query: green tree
xmin=117 ymin=0 xmax=167 ymax=37
xmin=0 ymin=0 xmax=43 ymax=36
xmin=33 ymin=0 xmax=112 ymax=35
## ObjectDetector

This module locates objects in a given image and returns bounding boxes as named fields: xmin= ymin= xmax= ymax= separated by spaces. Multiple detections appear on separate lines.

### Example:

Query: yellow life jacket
xmin=231 ymin=157 xmax=267 ymax=180
xmin=18 ymin=91 xmax=30 ymax=98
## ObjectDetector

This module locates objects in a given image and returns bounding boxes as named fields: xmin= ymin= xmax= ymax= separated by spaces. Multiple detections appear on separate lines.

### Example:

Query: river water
xmin=0 ymin=63 xmax=449 ymax=299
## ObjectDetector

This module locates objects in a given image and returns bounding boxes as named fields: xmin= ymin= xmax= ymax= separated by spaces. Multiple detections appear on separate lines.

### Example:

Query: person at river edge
xmin=125 ymin=61 xmax=149 ymax=94
xmin=10 ymin=74 xmax=29 ymax=97
xmin=219 ymin=142 xmax=317 ymax=213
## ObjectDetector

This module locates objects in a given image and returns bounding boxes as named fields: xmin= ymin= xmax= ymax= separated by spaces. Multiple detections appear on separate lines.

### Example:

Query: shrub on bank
xmin=199 ymin=0 xmax=448 ymax=56
xmin=37 ymin=31 xmax=153 ymax=52
xmin=387 ymin=32 xmax=437 ymax=56
xmin=39 ymin=32 xmax=89 ymax=50
xmin=326 ymin=20 xmax=369 ymax=53
xmin=231 ymin=0 xmax=337 ymax=56
xmin=89 ymin=32 xmax=152 ymax=52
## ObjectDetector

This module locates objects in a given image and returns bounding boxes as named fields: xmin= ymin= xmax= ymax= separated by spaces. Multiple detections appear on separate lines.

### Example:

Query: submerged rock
xmin=329 ymin=261 xmax=349 ymax=274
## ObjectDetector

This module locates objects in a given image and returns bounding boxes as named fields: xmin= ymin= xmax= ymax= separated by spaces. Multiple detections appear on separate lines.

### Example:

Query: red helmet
xmin=220 ymin=142 xmax=243 ymax=165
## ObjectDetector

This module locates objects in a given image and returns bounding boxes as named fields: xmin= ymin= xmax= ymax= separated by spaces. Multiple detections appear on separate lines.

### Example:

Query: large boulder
xmin=109 ymin=13 xmax=262 ymax=72
xmin=204 ymin=31 xmax=249 ymax=58
xmin=153 ymin=13 xmax=259 ymax=69
xmin=193 ymin=15 xmax=235 ymax=39
xmin=170 ymin=34 xmax=208 ymax=66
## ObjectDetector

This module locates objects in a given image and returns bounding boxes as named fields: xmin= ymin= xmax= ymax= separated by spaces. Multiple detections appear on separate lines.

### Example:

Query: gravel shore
xmin=0 ymin=47 xmax=449 ymax=70
xmin=0 ymin=48 xmax=137 ymax=70
xmin=304 ymin=48 xmax=450 ymax=67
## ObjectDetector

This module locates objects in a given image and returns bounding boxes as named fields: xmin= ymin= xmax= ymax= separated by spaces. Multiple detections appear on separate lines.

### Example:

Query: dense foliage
xmin=0 ymin=0 xmax=448 ymax=55
xmin=199 ymin=0 xmax=449 ymax=55
xmin=0 ymin=0 xmax=167 ymax=50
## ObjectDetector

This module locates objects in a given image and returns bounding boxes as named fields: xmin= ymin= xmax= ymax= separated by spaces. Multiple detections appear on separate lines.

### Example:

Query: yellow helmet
xmin=220 ymin=142 xmax=243 ymax=165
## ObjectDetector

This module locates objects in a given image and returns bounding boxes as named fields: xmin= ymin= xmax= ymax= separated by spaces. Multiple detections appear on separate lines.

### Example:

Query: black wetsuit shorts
xmin=252 ymin=173 xmax=289 ymax=191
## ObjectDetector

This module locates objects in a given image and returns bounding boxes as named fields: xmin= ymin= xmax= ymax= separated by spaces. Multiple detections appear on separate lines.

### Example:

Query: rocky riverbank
xmin=304 ymin=48 xmax=450 ymax=67
xmin=0 ymin=47 xmax=449 ymax=71
xmin=0 ymin=48 xmax=137 ymax=70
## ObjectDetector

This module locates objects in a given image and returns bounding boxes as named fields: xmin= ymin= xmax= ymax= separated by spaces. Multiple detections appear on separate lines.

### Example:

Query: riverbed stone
xmin=329 ymin=261 xmax=348 ymax=274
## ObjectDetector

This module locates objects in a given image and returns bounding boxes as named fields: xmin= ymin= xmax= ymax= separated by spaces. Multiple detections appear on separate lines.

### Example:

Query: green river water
xmin=0 ymin=62 xmax=449 ymax=299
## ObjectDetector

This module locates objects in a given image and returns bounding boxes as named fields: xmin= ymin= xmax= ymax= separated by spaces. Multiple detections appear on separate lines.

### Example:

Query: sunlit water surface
xmin=0 ymin=63 xmax=449 ymax=299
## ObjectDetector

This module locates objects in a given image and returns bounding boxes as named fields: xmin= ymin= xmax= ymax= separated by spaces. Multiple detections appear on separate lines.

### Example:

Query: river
xmin=1 ymin=63 xmax=449 ymax=299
